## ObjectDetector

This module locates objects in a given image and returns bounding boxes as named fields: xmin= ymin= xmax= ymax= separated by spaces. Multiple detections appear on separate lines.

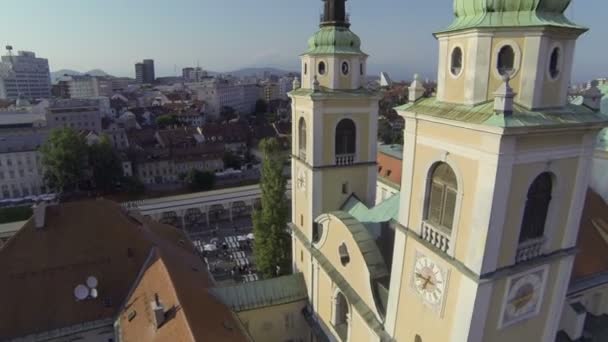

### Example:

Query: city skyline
xmin=1 ymin=0 xmax=606 ymax=82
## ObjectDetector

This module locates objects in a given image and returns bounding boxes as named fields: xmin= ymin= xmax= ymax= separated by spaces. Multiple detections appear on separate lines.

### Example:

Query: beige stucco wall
xmin=481 ymin=263 xmax=560 ymax=342
xmin=497 ymin=157 xmax=580 ymax=268
xmin=237 ymin=300 xmax=311 ymax=342
xmin=442 ymin=37 xmax=468 ymax=103
xmin=486 ymin=37 xmax=526 ymax=101
xmin=393 ymin=239 xmax=462 ymax=342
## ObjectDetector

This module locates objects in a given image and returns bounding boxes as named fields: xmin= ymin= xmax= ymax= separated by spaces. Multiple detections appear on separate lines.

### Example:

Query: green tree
xmin=122 ymin=176 xmax=145 ymax=195
xmin=88 ymin=136 xmax=123 ymax=193
xmin=254 ymin=99 xmax=267 ymax=114
xmin=156 ymin=114 xmax=178 ymax=128
xmin=253 ymin=138 xmax=290 ymax=278
xmin=223 ymin=151 xmax=242 ymax=170
xmin=40 ymin=128 xmax=88 ymax=193
xmin=185 ymin=169 xmax=216 ymax=191
xmin=0 ymin=206 xmax=33 ymax=224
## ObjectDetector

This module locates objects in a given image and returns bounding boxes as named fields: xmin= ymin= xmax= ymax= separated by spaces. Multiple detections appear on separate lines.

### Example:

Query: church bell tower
xmin=289 ymin=0 xmax=381 ymax=251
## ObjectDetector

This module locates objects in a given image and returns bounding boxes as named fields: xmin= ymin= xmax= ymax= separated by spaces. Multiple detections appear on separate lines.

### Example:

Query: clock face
xmin=500 ymin=266 xmax=547 ymax=328
xmin=413 ymin=253 xmax=446 ymax=306
xmin=297 ymin=169 xmax=306 ymax=192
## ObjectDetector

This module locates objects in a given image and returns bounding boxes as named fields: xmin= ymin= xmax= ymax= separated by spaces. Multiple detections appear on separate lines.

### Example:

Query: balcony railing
xmin=299 ymin=149 xmax=306 ymax=161
xmin=516 ymin=237 xmax=545 ymax=263
xmin=335 ymin=154 xmax=355 ymax=166
xmin=421 ymin=221 xmax=451 ymax=254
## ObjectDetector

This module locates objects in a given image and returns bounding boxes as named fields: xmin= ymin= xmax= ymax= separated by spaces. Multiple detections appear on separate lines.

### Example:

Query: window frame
xmin=493 ymin=41 xmax=522 ymax=80
xmin=449 ymin=45 xmax=464 ymax=79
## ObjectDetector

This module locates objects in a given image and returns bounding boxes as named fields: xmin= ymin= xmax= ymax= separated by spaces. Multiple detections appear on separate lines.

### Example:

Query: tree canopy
xmin=40 ymin=128 xmax=88 ymax=193
xmin=252 ymin=138 xmax=290 ymax=278
xmin=88 ymin=136 xmax=123 ymax=193
xmin=185 ymin=169 xmax=216 ymax=192
xmin=155 ymin=114 xmax=178 ymax=128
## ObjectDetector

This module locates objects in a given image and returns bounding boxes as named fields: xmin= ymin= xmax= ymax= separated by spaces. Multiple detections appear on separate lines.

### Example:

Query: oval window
xmin=339 ymin=243 xmax=350 ymax=266
xmin=497 ymin=45 xmax=515 ymax=76
xmin=549 ymin=48 xmax=561 ymax=79
xmin=318 ymin=61 xmax=326 ymax=75
xmin=450 ymin=47 xmax=463 ymax=76
xmin=341 ymin=61 xmax=349 ymax=75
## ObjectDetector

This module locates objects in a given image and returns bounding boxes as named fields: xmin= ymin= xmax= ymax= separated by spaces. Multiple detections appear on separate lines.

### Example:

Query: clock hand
xmin=511 ymin=292 xmax=534 ymax=309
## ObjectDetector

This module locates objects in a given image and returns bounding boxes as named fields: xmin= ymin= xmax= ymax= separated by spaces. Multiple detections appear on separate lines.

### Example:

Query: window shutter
xmin=428 ymin=182 xmax=443 ymax=225
xmin=442 ymin=189 xmax=457 ymax=230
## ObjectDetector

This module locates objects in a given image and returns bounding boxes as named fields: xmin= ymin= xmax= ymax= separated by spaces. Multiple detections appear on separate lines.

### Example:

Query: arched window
xmin=333 ymin=291 xmax=349 ymax=340
xmin=426 ymin=163 xmax=458 ymax=230
xmin=298 ymin=117 xmax=307 ymax=159
xmin=304 ymin=63 xmax=308 ymax=75
xmin=335 ymin=119 xmax=356 ymax=165
xmin=312 ymin=222 xmax=323 ymax=243
xmin=450 ymin=47 xmax=463 ymax=76
xmin=519 ymin=173 xmax=553 ymax=243
xmin=549 ymin=48 xmax=561 ymax=79
xmin=497 ymin=45 xmax=515 ymax=76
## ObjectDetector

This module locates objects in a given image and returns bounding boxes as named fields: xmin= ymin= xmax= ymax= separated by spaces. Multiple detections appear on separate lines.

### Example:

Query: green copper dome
xmin=438 ymin=0 xmax=587 ymax=34
xmin=305 ymin=26 xmax=364 ymax=56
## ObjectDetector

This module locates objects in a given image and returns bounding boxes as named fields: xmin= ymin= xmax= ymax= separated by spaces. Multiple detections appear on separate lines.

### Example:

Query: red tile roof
xmin=0 ymin=200 xmax=247 ymax=340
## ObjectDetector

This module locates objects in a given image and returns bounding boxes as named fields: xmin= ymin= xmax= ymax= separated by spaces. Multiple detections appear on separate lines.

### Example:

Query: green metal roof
xmin=289 ymin=86 xmax=379 ymax=99
xmin=305 ymin=26 xmax=364 ymax=56
xmin=291 ymin=224 xmax=392 ymax=341
xmin=342 ymin=194 xmax=400 ymax=224
xmin=396 ymin=97 xmax=608 ymax=129
xmin=210 ymin=273 xmax=308 ymax=312
xmin=438 ymin=0 xmax=586 ymax=34
xmin=378 ymin=144 xmax=403 ymax=160
xmin=328 ymin=211 xmax=390 ymax=280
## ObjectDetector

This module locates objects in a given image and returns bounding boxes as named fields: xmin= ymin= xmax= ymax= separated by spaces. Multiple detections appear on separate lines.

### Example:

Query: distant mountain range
xmin=51 ymin=69 xmax=114 ymax=83
xmin=50 ymin=67 xmax=297 ymax=84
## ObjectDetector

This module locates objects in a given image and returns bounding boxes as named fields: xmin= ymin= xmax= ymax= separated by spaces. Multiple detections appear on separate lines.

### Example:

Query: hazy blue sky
xmin=1 ymin=0 xmax=605 ymax=81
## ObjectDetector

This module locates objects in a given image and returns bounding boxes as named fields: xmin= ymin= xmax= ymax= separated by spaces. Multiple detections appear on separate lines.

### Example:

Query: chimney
xmin=494 ymin=74 xmax=516 ymax=116
xmin=583 ymin=80 xmax=602 ymax=112
xmin=32 ymin=202 xmax=47 ymax=229
xmin=408 ymin=74 xmax=425 ymax=103
xmin=152 ymin=293 xmax=166 ymax=328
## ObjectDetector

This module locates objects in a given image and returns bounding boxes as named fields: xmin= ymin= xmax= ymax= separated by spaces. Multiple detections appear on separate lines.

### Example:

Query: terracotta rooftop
xmin=0 ymin=199 xmax=247 ymax=340
xmin=571 ymin=190 xmax=608 ymax=281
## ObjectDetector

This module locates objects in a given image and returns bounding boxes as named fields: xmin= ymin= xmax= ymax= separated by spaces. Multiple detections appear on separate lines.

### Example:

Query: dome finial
xmin=320 ymin=0 xmax=350 ymax=28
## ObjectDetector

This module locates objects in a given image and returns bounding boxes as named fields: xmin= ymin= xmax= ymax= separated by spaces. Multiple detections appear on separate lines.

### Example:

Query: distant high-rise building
xmin=182 ymin=67 xmax=208 ymax=82
xmin=0 ymin=48 xmax=51 ymax=100
xmin=134 ymin=59 xmax=155 ymax=84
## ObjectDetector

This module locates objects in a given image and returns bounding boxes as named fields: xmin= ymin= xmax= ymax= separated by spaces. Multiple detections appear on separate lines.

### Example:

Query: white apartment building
xmin=278 ymin=76 xmax=294 ymax=100
xmin=0 ymin=50 xmax=51 ymax=100
xmin=0 ymin=133 xmax=48 ymax=200
xmin=68 ymin=75 xmax=113 ymax=98
xmin=46 ymin=99 xmax=103 ymax=132
xmin=193 ymin=79 xmax=261 ymax=118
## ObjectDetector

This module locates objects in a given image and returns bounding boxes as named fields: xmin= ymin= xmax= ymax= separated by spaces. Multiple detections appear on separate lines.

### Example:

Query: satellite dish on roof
xmin=86 ymin=276 xmax=98 ymax=288
xmin=74 ymin=284 xmax=89 ymax=300
xmin=90 ymin=288 xmax=98 ymax=299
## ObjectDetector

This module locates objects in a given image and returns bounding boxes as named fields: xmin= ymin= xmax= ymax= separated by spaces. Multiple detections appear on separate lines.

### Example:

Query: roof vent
xmin=152 ymin=293 xmax=166 ymax=328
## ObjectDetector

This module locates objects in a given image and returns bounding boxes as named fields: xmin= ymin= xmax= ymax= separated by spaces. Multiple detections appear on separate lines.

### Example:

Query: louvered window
xmin=426 ymin=163 xmax=458 ymax=230
xmin=335 ymin=119 xmax=356 ymax=155
xmin=519 ymin=173 xmax=552 ymax=242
